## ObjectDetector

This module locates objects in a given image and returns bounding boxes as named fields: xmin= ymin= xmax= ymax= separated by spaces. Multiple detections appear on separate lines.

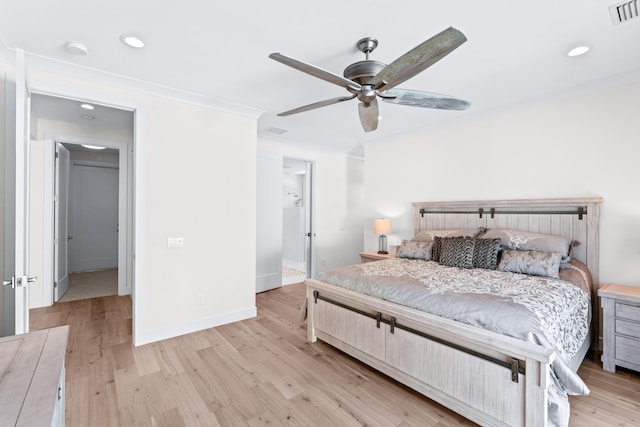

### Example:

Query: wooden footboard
xmin=306 ymin=279 xmax=555 ymax=427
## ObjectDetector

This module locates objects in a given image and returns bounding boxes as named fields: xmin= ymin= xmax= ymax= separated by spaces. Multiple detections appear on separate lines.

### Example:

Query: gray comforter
xmin=319 ymin=258 xmax=592 ymax=427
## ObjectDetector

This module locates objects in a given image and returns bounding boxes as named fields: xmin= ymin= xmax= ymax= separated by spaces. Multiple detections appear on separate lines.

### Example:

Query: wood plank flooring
xmin=30 ymin=283 xmax=640 ymax=426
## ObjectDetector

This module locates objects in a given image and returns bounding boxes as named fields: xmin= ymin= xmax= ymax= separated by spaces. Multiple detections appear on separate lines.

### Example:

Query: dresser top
xmin=598 ymin=283 xmax=640 ymax=304
xmin=0 ymin=326 xmax=69 ymax=426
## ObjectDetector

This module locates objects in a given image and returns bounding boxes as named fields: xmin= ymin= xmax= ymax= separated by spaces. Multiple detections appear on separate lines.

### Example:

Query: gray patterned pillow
xmin=414 ymin=227 xmax=485 ymax=242
xmin=497 ymin=250 xmax=562 ymax=278
xmin=396 ymin=240 xmax=433 ymax=260
xmin=472 ymin=238 xmax=502 ymax=270
xmin=480 ymin=228 xmax=571 ymax=256
xmin=439 ymin=237 xmax=475 ymax=269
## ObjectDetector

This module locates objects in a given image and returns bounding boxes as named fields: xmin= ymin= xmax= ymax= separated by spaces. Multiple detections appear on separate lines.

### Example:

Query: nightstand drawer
xmin=616 ymin=303 xmax=640 ymax=322
xmin=616 ymin=335 xmax=640 ymax=364
xmin=616 ymin=319 xmax=640 ymax=339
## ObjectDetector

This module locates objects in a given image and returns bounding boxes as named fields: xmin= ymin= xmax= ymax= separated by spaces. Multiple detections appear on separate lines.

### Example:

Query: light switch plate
xmin=168 ymin=237 xmax=184 ymax=248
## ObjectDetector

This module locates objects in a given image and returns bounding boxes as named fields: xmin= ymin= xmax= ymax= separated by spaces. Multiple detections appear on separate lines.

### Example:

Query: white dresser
xmin=599 ymin=284 xmax=640 ymax=373
xmin=0 ymin=326 xmax=69 ymax=426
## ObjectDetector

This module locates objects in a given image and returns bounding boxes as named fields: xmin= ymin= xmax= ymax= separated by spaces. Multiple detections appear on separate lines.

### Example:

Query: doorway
xmin=282 ymin=157 xmax=313 ymax=285
xmin=255 ymin=152 xmax=315 ymax=293
xmin=56 ymin=144 xmax=120 ymax=302
xmin=30 ymin=93 xmax=133 ymax=305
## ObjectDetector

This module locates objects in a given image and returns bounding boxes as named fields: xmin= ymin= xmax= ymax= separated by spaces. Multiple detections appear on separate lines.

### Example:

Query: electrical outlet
xmin=197 ymin=294 xmax=204 ymax=305
xmin=168 ymin=237 xmax=184 ymax=248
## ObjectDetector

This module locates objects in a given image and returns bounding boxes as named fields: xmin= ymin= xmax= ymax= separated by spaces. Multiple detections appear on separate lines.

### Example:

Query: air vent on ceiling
xmin=609 ymin=0 xmax=640 ymax=25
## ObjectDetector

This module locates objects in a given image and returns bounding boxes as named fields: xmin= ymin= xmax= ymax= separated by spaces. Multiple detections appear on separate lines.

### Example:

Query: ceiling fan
xmin=269 ymin=27 xmax=471 ymax=132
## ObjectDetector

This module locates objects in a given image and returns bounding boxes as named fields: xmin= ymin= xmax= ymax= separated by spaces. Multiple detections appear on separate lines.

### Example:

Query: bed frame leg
xmin=306 ymin=286 xmax=317 ymax=343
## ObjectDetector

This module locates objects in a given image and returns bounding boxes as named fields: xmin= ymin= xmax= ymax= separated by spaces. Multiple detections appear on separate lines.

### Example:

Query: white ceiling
xmin=2 ymin=1 xmax=640 ymax=156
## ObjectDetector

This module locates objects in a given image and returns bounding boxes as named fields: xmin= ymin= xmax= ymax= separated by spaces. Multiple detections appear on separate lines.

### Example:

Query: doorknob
xmin=10 ymin=276 xmax=37 ymax=288
xmin=67 ymin=235 xmax=73 ymax=240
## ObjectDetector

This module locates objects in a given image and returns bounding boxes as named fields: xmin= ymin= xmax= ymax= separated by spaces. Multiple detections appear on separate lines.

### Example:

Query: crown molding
xmin=2 ymin=47 xmax=264 ymax=120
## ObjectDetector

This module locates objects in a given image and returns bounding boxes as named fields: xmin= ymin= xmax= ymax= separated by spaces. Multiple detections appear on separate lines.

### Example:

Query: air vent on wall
xmin=266 ymin=126 xmax=288 ymax=135
xmin=609 ymin=0 xmax=640 ymax=25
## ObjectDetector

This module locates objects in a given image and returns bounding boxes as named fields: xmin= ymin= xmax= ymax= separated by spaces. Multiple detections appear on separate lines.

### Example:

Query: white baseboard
xmin=134 ymin=306 xmax=257 ymax=346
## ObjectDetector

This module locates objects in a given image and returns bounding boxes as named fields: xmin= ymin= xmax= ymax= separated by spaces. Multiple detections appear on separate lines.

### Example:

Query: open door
xmin=2 ymin=49 xmax=33 ymax=335
xmin=53 ymin=143 xmax=70 ymax=301
xmin=256 ymin=150 xmax=283 ymax=293
xmin=303 ymin=161 xmax=314 ymax=279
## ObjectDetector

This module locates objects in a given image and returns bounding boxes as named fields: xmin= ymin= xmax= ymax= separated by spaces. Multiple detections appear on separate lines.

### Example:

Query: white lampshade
xmin=374 ymin=219 xmax=391 ymax=235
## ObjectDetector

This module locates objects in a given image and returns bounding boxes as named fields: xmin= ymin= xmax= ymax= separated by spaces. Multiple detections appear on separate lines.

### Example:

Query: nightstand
xmin=599 ymin=283 xmax=640 ymax=373
xmin=360 ymin=251 xmax=395 ymax=263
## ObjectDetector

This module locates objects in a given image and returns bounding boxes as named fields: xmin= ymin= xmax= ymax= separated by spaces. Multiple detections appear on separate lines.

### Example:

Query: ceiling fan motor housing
xmin=343 ymin=60 xmax=386 ymax=86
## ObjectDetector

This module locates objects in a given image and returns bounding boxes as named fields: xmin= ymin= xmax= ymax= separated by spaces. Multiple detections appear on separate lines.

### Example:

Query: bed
xmin=305 ymin=198 xmax=602 ymax=427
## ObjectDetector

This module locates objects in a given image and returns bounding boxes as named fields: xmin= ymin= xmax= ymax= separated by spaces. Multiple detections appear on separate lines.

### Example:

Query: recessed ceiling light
xmin=120 ymin=35 xmax=145 ymax=49
xmin=567 ymin=45 xmax=590 ymax=57
xmin=81 ymin=144 xmax=106 ymax=150
xmin=80 ymin=103 xmax=95 ymax=110
xmin=81 ymin=114 xmax=95 ymax=120
xmin=65 ymin=41 xmax=89 ymax=55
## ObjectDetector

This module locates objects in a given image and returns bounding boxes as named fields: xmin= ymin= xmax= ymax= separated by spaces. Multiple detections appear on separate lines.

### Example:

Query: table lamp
xmin=374 ymin=219 xmax=392 ymax=254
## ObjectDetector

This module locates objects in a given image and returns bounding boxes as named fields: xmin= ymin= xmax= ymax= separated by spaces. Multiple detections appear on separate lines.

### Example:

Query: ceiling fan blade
xmin=269 ymin=53 xmax=361 ymax=91
xmin=358 ymin=99 xmax=379 ymax=132
xmin=370 ymin=27 xmax=467 ymax=92
xmin=277 ymin=94 xmax=357 ymax=116
xmin=381 ymin=88 xmax=470 ymax=111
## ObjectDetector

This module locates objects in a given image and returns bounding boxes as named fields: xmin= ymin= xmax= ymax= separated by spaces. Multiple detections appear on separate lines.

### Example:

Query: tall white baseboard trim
xmin=135 ymin=306 xmax=257 ymax=346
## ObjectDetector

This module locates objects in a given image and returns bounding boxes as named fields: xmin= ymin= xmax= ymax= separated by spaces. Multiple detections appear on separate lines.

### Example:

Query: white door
xmin=2 ymin=49 xmax=32 ymax=335
xmin=54 ymin=144 xmax=70 ymax=301
xmin=303 ymin=161 xmax=314 ymax=278
xmin=71 ymin=164 xmax=119 ymax=272
xmin=256 ymin=151 xmax=283 ymax=293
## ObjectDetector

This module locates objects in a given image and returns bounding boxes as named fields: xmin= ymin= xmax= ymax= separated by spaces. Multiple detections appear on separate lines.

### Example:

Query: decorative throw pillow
xmin=480 ymin=228 xmax=571 ymax=257
xmin=396 ymin=239 xmax=433 ymax=260
xmin=413 ymin=227 xmax=485 ymax=242
xmin=497 ymin=250 xmax=562 ymax=278
xmin=471 ymin=238 xmax=502 ymax=270
xmin=432 ymin=236 xmax=444 ymax=262
xmin=439 ymin=237 xmax=475 ymax=269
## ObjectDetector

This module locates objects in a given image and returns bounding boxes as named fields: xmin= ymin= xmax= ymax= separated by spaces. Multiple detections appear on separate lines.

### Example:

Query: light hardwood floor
xmin=30 ymin=283 xmax=640 ymax=426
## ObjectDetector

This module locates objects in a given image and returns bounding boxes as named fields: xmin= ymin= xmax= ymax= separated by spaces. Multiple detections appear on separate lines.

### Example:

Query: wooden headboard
xmin=413 ymin=197 xmax=604 ymax=349
xmin=412 ymin=197 xmax=603 ymax=288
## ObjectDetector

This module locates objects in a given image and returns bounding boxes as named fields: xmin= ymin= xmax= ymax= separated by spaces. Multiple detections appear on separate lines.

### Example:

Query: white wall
xmin=364 ymin=80 xmax=640 ymax=287
xmin=259 ymin=138 xmax=365 ymax=274
xmin=26 ymin=66 xmax=258 ymax=345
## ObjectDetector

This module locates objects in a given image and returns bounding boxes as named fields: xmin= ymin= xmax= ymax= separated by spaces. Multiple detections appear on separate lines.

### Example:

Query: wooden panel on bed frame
xmin=306 ymin=197 xmax=602 ymax=427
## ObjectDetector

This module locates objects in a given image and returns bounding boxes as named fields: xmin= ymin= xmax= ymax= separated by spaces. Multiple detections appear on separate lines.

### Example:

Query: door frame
xmin=2 ymin=49 xmax=32 ymax=335
xmin=25 ymin=76 xmax=143 ymax=345
xmin=282 ymin=156 xmax=317 ymax=280
xmin=43 ymin=137 xmax=128 ymax=301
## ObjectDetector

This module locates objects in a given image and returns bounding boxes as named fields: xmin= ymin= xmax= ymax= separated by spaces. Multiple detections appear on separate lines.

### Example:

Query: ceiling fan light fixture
xmin=567 ymin=45 xmax=590 ymax=57
xmin=120 ymin=34 xmax=145 ymax=49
